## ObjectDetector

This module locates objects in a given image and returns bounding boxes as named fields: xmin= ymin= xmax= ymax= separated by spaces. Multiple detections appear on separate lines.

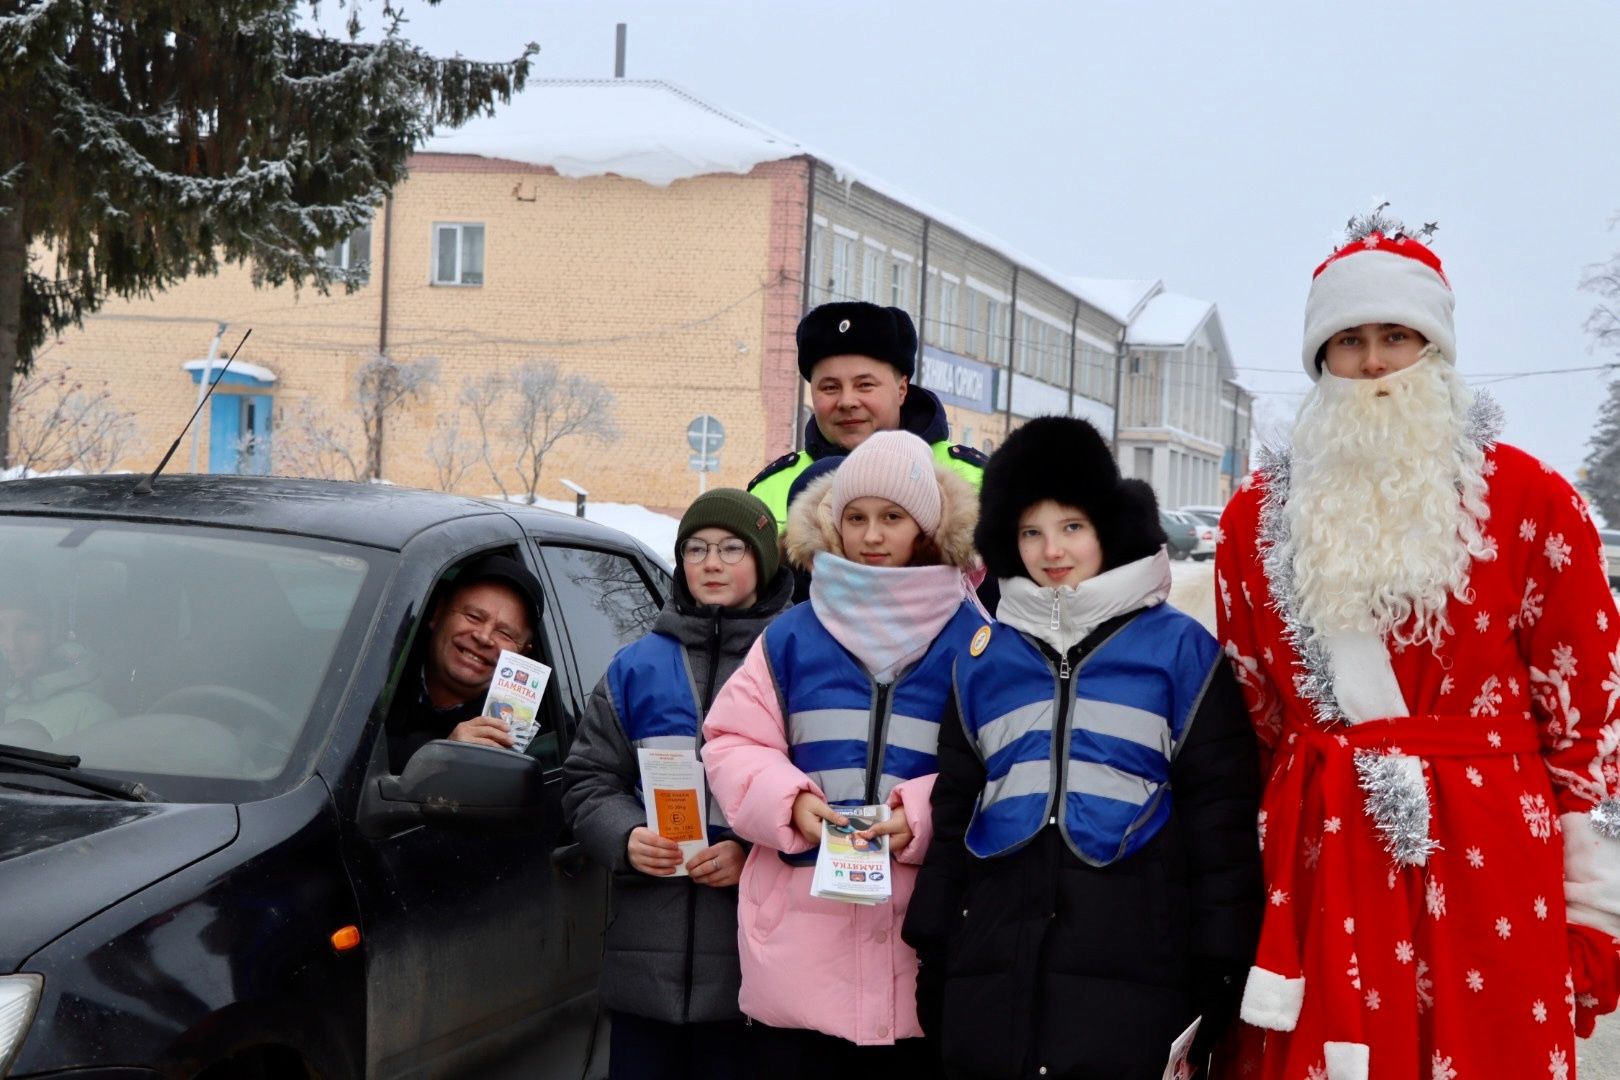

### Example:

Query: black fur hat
xmin=975 ymin=417 xmax=1167 ymax=580
xmin=797 ymin=302 xmax=918 ymax=380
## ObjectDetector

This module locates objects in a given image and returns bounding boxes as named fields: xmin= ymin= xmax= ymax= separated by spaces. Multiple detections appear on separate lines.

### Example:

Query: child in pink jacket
xmin=702 ymin=431 xmax=986 ymax=1077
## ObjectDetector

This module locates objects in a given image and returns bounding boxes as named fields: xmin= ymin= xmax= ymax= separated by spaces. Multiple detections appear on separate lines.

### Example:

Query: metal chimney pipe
xmin=614 ymin=23 xmax=627 ymax=77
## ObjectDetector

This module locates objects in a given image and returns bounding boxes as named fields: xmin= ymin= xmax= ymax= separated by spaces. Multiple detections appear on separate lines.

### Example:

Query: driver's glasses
xmin=452 ymin=606 xmax=529 ymax=651
xmin=680 ymin=539 xmax=750 ymax=565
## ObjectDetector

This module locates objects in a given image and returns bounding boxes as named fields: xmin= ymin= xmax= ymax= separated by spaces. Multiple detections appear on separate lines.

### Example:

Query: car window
xmin=0 ymin=519 xmax=384 ymax=800
xmin=539 ymin=546 xmax=662 ymax=695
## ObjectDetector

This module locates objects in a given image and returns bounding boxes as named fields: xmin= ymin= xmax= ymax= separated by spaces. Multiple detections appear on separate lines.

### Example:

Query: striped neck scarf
xmin=809 ymin=551 xmax=966 ymax=683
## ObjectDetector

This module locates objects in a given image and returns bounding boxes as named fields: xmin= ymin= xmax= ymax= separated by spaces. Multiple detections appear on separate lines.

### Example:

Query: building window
xmin=832 ymin=235 xmax=853 ymax=299
xmin=890 ymin=262 xmax=908 ymax=309
xmin=319 ymin=222 xmax=372 ymax=283
xmin=432 ymin=223 xmax=485 ymax=286
xmin=809 ymin=226 xmax=826 ymax=297
xmin=862 ymin=247 xmax=881 ymax=303
xmin=939 ymin=280 xmax=959 ymax=351
xmin=988 ymin=299 xmax=1007 ymax=367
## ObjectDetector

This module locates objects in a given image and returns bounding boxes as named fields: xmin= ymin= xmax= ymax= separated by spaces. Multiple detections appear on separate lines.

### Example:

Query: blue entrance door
xmin=209 ymin=394 xmax=273 ymax=474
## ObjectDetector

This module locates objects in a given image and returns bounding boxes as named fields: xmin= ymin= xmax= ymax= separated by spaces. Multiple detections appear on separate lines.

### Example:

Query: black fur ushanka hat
xmin=797 ymin=301 xmax=919 ymax=380
xmin=975 ymin=416 xmax=1167 ymax=580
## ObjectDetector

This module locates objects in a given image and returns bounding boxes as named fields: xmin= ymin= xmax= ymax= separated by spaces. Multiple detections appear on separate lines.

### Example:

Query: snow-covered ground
xmin=1168 ymin=558 xmax=1217 ymax=631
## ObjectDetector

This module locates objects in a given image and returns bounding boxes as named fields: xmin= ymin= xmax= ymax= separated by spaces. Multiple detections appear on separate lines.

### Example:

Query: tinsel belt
xmin=1273 ymin=709 xmax=1541 ymax=867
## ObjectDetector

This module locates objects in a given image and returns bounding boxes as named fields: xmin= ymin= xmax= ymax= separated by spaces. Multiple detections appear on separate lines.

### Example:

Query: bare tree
xmin=462 ymin=360 xmax=619 ymax=504
xmin=425 ymin=412 xmax=479 ymax=492
xmin=355 ymin=352 xmax=439 ymax=480
xmin=268 ymin=398 xmax=363 ymax=481
xmin=8 ymin=365 xmax=140 ymax=476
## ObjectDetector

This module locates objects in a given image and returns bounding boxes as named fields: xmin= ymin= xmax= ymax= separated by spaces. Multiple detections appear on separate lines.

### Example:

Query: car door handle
xmin=551 ymin=841 xmax=587 ymax=873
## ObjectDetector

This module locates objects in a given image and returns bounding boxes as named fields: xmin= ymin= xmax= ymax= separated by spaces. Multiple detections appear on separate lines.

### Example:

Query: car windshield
xmin=0 ymin=518 xmax=385 ymax=802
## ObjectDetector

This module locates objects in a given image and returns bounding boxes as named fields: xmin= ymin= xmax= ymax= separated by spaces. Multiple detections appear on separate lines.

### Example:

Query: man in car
xmin=747 ymin=301 xmax=986 ymax=529
xmin=386 ymin=554 xmax=545 ymax=772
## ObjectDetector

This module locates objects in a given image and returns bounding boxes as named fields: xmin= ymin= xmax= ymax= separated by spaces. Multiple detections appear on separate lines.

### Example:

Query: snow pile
xmin=426 ymin=79 xmax=801 ymax=188
xmin=515 ymin=494 xmax=679 ymax=568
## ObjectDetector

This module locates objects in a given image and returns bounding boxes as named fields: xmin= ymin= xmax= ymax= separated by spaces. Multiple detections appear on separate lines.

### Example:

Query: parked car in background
xmin=1177 ymin=505 xmax=1225 ymax=562
xmin=1159 ymin=510 xmax=1199 ymax=561
xmin=0 ymin=475 xmax=674 ymax=1079
xmin=1601 ymin=527 xmax=1619 ymax=588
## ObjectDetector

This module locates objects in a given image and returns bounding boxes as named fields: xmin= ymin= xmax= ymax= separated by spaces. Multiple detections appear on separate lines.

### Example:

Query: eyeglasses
xmin=452 ymin=606 xmax=531 ymax=652
xmin=680 ymin=539 xmax=750 ymax=565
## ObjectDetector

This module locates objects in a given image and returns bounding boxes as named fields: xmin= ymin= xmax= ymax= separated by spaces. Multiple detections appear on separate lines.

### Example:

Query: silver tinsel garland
xmin=1333 ymin=202 xmax=1440 ymax=255
xmin=1593 ymin=797 xmax=1620 ymax=840
xmin=1255 ymin=444 xmax=1345 ymax=728
xmin=1466 ymin=391 xmax=1505 ymax=449
xmin=1354 ymin=750 xmax=1438 ymax=866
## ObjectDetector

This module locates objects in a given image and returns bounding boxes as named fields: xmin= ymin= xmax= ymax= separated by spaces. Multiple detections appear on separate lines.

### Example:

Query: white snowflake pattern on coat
xmin=1520 ymin=793 xmax=1552 ymax=840
xmin=1426 ymin=877 xmax=1447 ymax=918
xmin=1545 ymin=534 xmax=1573 ymax=571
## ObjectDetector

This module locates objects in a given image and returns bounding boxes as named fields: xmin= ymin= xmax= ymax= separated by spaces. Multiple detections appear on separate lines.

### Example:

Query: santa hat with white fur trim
xmin=1302 ymin=206 xmax=1455 ymax=379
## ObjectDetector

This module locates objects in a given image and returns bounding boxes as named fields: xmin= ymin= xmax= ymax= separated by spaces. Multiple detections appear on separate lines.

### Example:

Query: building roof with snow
xmin=424 ymin=78 xmax=1111 ymax=315
xmin=1066 ymin=277 xmax=1163 ymax=325
xmin=1124 ymin=291 xmax=1237 ymax=383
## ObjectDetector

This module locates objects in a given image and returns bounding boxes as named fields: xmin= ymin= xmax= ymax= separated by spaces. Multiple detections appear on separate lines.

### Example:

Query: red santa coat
xmin=1216 ymin=440 xmax=1620 ymax=1080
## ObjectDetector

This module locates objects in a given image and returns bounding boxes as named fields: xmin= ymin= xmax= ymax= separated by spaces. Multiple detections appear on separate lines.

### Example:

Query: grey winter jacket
xmin=561 ymin=565 xmax=794 ymax=1024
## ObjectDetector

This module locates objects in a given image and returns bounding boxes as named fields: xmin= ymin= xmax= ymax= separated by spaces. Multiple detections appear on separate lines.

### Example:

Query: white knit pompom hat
xmin=1302 ymin=216 xmax=1455 ymax=380
xmin=828 ymin=430 xmax=943 ymax=536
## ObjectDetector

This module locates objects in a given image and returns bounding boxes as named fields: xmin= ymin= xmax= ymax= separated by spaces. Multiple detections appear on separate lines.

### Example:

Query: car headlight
xmin=0 ymin=975 xmax=42 ymax=1078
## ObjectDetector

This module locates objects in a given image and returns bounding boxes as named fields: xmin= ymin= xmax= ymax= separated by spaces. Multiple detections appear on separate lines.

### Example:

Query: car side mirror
xmin=361 ymin=740 xmax=547 ymax=835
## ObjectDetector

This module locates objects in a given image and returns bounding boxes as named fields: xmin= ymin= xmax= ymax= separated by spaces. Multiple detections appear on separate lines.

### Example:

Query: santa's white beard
xmin=1285 ymin=352 xmax=1493 ymax=648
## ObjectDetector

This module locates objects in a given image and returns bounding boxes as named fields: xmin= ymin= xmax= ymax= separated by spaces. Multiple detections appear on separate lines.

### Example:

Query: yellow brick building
xmin=20 ymin=80 xmax=1244 ymax=514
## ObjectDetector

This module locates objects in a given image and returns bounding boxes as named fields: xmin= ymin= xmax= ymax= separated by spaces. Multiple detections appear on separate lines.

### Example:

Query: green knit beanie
xmin=676 ymin=488 xmax=780 ymax=584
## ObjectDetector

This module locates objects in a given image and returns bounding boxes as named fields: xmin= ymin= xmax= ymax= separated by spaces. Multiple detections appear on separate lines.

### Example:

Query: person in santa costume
xmin=1215 ymin=206 xmax=1620 ymax=1080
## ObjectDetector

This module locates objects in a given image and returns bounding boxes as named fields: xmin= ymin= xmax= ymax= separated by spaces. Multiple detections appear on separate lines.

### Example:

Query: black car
xmin=0 ymin=475 xmax=676 ymax=1079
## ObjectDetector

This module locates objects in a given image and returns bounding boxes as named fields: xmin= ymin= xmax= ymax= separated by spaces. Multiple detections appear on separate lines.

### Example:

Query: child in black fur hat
xmin=903 ymin=416 xmax=1265 ymax=1079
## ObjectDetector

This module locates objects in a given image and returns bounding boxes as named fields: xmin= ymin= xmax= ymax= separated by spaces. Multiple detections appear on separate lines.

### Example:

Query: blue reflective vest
xmin=953 ymin=604 xmax=1221 ymax=866
xmin=762 ymin=601 xmax=986 ymax=810
xmin=607 ymin=631 xmax=730 ymax=843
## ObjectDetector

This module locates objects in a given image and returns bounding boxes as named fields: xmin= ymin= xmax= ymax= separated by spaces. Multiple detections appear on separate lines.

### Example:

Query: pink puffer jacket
xmin=702 ymin=636 xmax=938 ymax=1046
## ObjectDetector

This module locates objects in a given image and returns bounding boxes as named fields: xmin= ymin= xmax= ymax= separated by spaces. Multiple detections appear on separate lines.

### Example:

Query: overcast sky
xmin=350 ymin=0 xmax=1620 ymax=487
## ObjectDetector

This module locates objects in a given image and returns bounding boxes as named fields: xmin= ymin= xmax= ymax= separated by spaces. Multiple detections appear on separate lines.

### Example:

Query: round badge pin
xmin=970 ymin=625 xmax=991 ymax=657
xmin=838 ymin=318 xmax=851 ymax=332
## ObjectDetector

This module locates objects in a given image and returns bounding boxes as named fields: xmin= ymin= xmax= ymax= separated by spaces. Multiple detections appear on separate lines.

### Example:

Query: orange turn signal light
xmin=330 ymin=925 xmax=362 ymax=953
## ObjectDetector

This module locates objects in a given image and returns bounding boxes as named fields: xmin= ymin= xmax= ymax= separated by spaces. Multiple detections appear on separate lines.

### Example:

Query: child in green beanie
xmin=562 ymin=487 xmax=793 ymax=1079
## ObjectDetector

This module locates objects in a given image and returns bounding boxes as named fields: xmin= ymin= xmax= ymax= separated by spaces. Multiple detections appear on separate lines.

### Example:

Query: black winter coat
xmin=903 ymin=609 xmax=1264 ymax=1079
xmin=561 ymin=565 xmax=794 ymax=1025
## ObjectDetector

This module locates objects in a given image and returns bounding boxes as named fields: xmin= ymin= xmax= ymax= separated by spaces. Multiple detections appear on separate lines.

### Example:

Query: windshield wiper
xmin=0 ymin=743 xmax=158 ymax=802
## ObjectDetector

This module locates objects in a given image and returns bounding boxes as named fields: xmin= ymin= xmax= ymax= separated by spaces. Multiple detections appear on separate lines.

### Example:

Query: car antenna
xmin=133 ymin=328 xmax=252 ymax=496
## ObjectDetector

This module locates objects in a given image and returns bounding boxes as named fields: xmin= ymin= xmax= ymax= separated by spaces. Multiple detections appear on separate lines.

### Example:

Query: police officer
xmin=748 ymin=301 xmax=986 ymax=529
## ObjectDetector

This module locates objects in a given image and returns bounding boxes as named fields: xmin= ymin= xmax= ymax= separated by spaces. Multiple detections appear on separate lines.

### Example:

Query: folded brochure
xmin=637 ymin=747 xmax=709 ymax=876
xmin=810 ymin=805 xmax=892 ymax=904
xmin=481 ymin=648 xmax=552 ymax=754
